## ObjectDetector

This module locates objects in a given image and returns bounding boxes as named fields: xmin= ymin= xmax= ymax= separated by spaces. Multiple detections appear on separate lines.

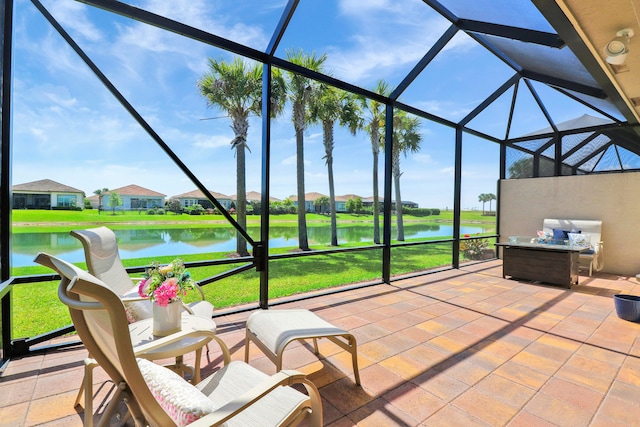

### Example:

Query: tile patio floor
xmin=2 ymin=260 xmax=640 ymax=426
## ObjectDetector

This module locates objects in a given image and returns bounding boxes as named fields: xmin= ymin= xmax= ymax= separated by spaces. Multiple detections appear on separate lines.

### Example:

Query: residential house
xmin=12 ymin=179 xmax=85 ymax=209
xmin=400 ymin=200 xmax=419 ymax=209
xmin=290 ymin=192 xmax=324 ymax=213
xmin=171 ymin=189 xmax=232 ymax=210
xmin=336 ymin=193 xmax=363 ymax=212
xmin=361 ymin=196 xmax=383 ymax=210
xmin=288 ymin=192 xmax=418 ymax=213
xmin=361 ymin=196 xmax=418 ymax=211
xmin=232 ymin=191 xmax=281 ymax=204
xmin=101 ymin=184 xmax=165 ymax=211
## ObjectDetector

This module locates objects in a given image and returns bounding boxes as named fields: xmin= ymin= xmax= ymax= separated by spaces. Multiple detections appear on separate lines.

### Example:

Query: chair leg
xmin=77 ymin=358 xmax=98 ymax=427
xmin=193 ymin=348 xmax=203 ymax=384
xmin=244 ymin=333 xmax=251 ymax=363
xmin=211 ymin=335 xmax=231 ymax=365
xmin=348 ymin=336 xmax=361 ymax=386
xmin=96 ymin=386 xmax=124 ymax=427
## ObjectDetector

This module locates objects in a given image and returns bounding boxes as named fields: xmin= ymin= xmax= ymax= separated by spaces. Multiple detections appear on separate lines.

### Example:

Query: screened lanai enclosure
xmin=2 ymin=0 xmax=640 ymax=365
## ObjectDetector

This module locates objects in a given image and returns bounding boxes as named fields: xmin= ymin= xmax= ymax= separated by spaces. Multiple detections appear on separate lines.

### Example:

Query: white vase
xmin=152 ymin=300 xmax=182 ymax=336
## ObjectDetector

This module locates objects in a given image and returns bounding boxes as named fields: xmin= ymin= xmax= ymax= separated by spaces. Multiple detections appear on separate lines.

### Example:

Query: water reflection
xmin=12 ymin=223 xmax=490 ymax=267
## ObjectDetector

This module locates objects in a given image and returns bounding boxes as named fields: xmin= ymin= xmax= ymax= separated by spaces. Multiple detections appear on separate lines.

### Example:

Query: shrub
xmin=185 ymin=204 xmax=205 ymax=215
xmin=52 ymin=206 xmax=83 ymax=211
xmin=249 ymin=201 xmax=261 ymax=215
xmin=147 ymin=208 xmax=156 ymax=215
xmin=166 ymin=198 xmax=182 ymax=214
xmin=460 ymin=235 xmax=489 ymax=260
xmin=403 ymin=207 xmax=431 ymax=217
xmin=268 ymin=201 xmax=296 ymax=215
xmin=156 ymin=208 xmax=165 ymax=215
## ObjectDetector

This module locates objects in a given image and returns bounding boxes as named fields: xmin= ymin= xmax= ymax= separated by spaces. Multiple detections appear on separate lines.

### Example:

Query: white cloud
xmin=193 ymin=134 xmax=231 ymax=149
xmin=281 ymin=155 xmax=296 ymax=166
xmin=43 ymin=91 xmax=77 ymax=108
xmin=329 ymin=1 xmax=479 ymax=90
xmin=33 ymin=32 xmax=95 ymax=79
xmin=280 ymin=154 xmax=311 ymax=167
xmin=28 ymin=127 xmax=47 ymax=142
xmin=413 ymin=153 xmax=435 ymax=164
xmin=113 ymin=0 xmax=267 ymax=59
xmin=328 ymin=1 xmax=451 ymax=85
xmin=338 ymin=0 xmax=408 ymax=16
xmin=440 ymin=166 xmax=455 ymax=176
xmin=49 ymin=0 xmax=103 ymax=42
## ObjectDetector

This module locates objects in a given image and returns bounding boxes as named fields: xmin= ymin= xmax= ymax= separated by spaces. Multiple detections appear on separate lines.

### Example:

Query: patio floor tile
xmin=3 ymin=260 xmax=640 ymax=426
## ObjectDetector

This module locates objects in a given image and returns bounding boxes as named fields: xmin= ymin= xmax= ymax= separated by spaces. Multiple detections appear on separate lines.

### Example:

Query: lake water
xmin=12 ymin=223 xmax=492 ymax=267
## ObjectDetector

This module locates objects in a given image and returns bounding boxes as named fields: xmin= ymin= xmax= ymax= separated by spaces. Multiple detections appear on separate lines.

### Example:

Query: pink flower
xmin=153 ymin=279 xmax=179 ymax=307
xmin=138 ymin=278 xmax=149 ymax=298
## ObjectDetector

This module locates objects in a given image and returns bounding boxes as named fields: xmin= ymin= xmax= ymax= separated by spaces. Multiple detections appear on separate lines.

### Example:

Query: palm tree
xmin=93 ymin=188 xmax=109 ymax=213
xmin=488 ymin=193 xmax=496 ymax=213
xmin=388 ymin=110 xmax=422 ymax=241
xmin=285 ymin=49 xmax=327 ymax=251
xmin=314 ymin=195 xmax=330 ymax=214
xmin=478 ymin=193 xmax=489 ymax=215
xmin=309 ymin=85 xmax=362 ymax=246
xmin=198 ymin=57 xmax=285 ymax=256
xmin=360 ymin=81 xmax=390 ymax=244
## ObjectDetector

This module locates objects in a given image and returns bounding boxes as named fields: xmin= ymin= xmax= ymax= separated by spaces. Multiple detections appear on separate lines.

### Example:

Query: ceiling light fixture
xmin=604 ymin=28 xmax=634 ymax=65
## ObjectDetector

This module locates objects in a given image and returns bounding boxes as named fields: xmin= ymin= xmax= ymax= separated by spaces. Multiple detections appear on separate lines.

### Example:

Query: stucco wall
xmin=499 ymin=172 xmax=640 ymax=276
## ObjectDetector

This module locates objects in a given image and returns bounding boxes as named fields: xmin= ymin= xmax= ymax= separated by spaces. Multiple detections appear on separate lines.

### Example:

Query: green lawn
xmin=11 ymin=242 xmax=463 ymax=338
xmin=11 ymin=208 xmax=494 ymax=232
xmin=9 ymin=209 xmax=496 ymax=338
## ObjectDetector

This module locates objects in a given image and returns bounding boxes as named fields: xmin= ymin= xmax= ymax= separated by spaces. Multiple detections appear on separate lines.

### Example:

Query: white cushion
xmin=137 ymin=358 xmax=216 ymax=426
xmin=569 ymin=232 xmax=590 ymax=248
xmin=186 ymin=300 xmax=214 ymax=319
xmin=122 ymin=286 xmax=153 ymax=321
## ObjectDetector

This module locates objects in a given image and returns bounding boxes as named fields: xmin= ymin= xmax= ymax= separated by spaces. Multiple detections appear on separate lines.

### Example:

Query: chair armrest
xmin=189 ymin=370 xmax=322 ymax=427
xmin=194 ymin=283 xmax=206 ymax=300
xmin=181 ymin=302 xmax=195 ymax=315
xmin=121 ymin=296 xmax=148 ymax=303
xmin=591 ymin=241 xmax=603 ymax=254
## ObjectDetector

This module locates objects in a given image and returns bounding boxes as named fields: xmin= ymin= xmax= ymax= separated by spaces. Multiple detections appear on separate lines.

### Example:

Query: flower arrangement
xmin=138 ymin=258 xmax=196 ymax=307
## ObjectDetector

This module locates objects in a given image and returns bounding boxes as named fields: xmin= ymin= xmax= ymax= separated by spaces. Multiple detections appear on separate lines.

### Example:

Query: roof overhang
xmin=533 ymin=0 xmax=640 ymax=124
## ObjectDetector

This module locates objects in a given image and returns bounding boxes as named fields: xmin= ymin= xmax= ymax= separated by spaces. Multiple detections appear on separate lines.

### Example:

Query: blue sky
xmin=10 ymin=0 xmax=609 ymax=210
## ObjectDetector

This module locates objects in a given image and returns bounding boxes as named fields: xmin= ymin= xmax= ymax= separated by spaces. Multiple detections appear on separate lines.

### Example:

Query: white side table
xmin=130 ymin=313 xmax=218 ymax=383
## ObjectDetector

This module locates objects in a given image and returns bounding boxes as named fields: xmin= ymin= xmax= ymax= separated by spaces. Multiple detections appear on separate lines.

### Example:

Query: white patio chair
xmin=35 ymin=252 xmax=322 ymax=427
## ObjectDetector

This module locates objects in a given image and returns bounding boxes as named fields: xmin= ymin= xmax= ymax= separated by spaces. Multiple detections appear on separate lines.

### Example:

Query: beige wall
xmin=499 ymin=172 xmax=640 ymax=276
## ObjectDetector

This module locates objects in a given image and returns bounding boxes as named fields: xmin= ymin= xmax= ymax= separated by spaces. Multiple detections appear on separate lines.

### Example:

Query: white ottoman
xmin=245 ymin=309 xmax=360 ymax=385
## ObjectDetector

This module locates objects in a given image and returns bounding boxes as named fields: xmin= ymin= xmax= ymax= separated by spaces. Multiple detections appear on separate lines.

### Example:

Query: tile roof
xmin=12 ymin=179 xmax=85 ymax=194
xmin=230 ymin=191 xmax=281 ymax=202
xmin=106 ymin=184 xmax=165 ymax=197
xmin=290 ymin=192 xmax=327 ymax=202
xmin=172 ymin=189 xmax=230 ymax=199
xmin=335 ymin=193 xmax=364 ymax=202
